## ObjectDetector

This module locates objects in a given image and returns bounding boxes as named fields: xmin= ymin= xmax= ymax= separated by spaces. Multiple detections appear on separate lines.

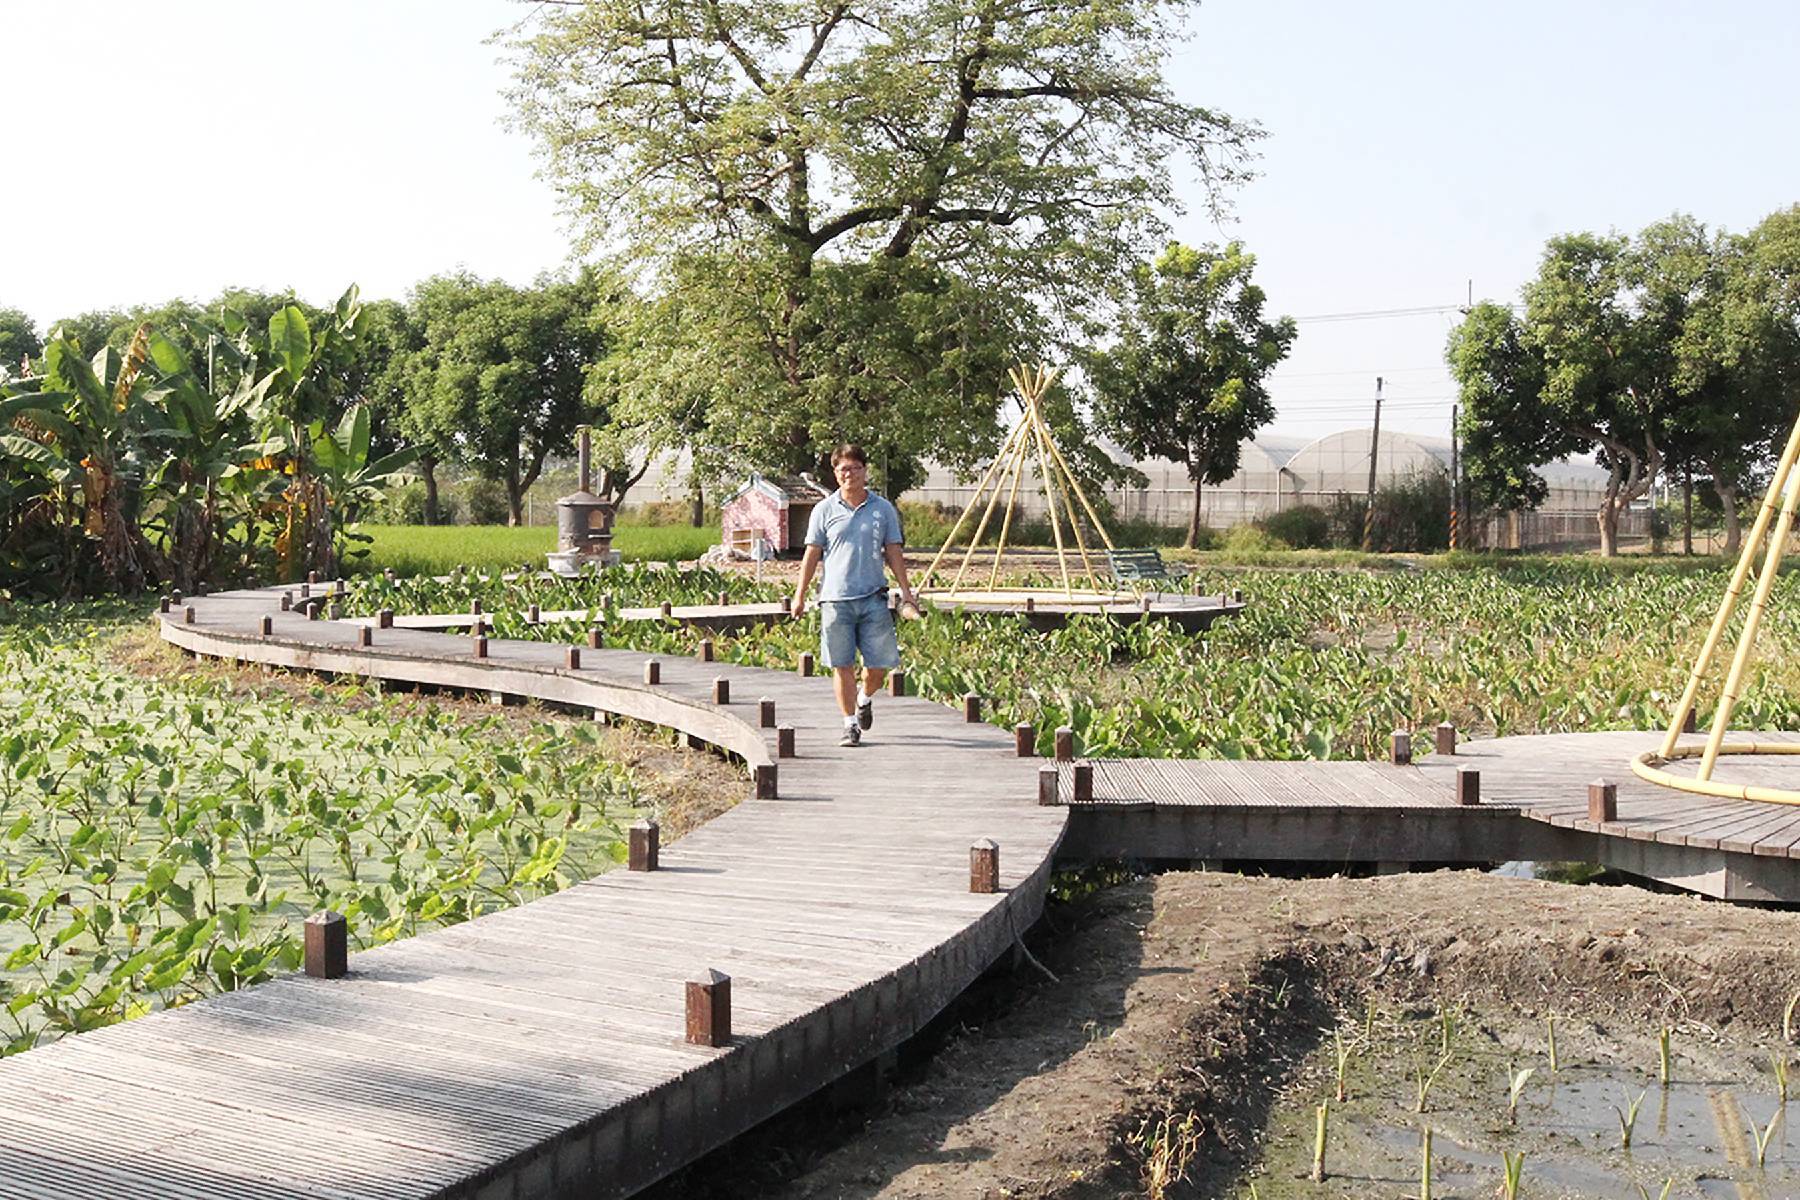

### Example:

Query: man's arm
xmin=792 ymin=544 xmax=823 ymax=617
xmin=884 ymin=541 xmax=917 ymax=612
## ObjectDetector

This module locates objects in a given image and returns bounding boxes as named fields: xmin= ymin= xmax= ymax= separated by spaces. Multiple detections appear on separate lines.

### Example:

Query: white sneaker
xmin=857 ymin=696 xmax=874 ymax=730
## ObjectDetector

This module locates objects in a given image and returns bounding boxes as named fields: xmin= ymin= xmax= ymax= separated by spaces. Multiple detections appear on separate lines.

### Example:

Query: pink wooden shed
xmin=720 ymin=474 xmax=829 ymax=557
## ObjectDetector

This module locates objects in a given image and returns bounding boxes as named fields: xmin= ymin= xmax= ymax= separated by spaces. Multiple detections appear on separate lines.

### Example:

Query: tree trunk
xmin=1715 ymin=480 xmax=1742 ymax=556
xmin=421 ymin=456 xmax=440 ymax=525
xmin=1185 ymin=477 xmax=1203 ymax=549
xmin=1508 ymin=509 xmax=1522 ymax=551
xmin=1682 ymin=471 xmax=1693 ymax=556
xmin=1596 ymin=502 xmax=1618 ymax=558
xmin=689 ymin=480 xmax=705 ymax=528
xmin=506 ymin=475 xmax=525 ymax=527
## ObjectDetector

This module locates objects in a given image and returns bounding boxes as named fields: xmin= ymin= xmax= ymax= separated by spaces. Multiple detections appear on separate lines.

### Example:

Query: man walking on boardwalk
xmin=791 ymin=444 xmax=920 ymax=747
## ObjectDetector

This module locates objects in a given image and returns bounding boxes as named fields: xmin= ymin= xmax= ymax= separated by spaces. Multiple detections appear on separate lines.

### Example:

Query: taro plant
xmin=1415 ymin=1052 xmax=1453 ymax=1114
xmin=1333 ymin=1026 xmax=1353 ymax=1101
xmin=1753 ymin=1107 xmax=1783 ymax=1169
xmin=1311 ymin=1101 xmax=1328 ymax=1182
xmin=1546 ymin=1012 xmax=1559 ymax=1073
xmin=1506 ymin=1063 xmax=1535 ymax=1124
xmin=1419 ymin=1125 xmax=1433 ymax=1200
xmin=1659 ymin=1025 xmax=1673 ymax=1086
xmin=1774 ymin=1051 xmax=1791 ymax=1103
xmin=1500 ymin=1150 xmax=1525 ymax=1199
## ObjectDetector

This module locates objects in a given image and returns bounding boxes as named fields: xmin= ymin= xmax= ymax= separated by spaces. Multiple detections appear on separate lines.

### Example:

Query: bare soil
xmin=648 ymin=870 xmax=1800 ymax=1199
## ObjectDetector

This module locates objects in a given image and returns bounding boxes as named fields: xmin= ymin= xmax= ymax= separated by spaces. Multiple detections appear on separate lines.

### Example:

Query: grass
xmin=349 ymin=522 xmax=719 ymax=577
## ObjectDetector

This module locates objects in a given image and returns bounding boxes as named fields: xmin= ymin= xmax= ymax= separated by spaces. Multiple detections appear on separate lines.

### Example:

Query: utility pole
xmin=1449 ymin=403 xmax=1460 ymax=552
xmin=1362 ymin=376 xmax=1383 ymax=552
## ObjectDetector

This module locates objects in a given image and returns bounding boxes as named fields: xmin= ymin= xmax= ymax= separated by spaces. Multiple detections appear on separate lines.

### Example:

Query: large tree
xmin=393 ymin=271 xmax=613 ymax=525
xmin=504 ymin=0 xmax=1256 ymax=484
xmin=0 ymin=308 xmax=41 ymax=377
xmin=1086 ymin=241 xmax=1294 ymax=548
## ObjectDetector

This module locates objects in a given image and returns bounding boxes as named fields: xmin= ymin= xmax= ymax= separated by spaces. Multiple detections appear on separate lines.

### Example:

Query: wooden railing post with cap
xmin=777 ymin=726 xmax=796 ymax=758
xmin=798 ymin=651 xmax=814 ymax=676
xmin=1435 ymin=723 xmax=1457 ymax=756
xmin=712 ymin=677 xmax=730 ymax=705
xmin=1054 ymin=727 xmax=1075 ymax=762
xmin=304 ymin=911 xmax=347 ymax=979
xmin=1390 ymin=730 xmax=1412 ymax=765
xmin=698 ymin=639 xmax=714 ymax=662
xmin=278 ymin=594 xmax=290 ymax=612
xmin=1037 ymin=766 xmax=1059 ymax=806
xmin=964 ymin=693 xmax=983 ymax=723
xmin=686 ymin=969 xmax=731 ymax=1046
xmin=1014 ymin=723 xmax=1035 ymax=757
xmin=1588 ymin=779 xmax=1617 ymax=823
xmin=259 ymin=615 xmax=272 ymax=637
xmin=889 ymin=668 xmax=906 ymax=697
xmin=1455 ymin=765 xmax=1480 ymax=806
xmin=754 ymin=763 xmax=777 ymax=799
xmin=1073 ymin=762 xmax=1094 ymax=803
xmin=472 ymin=635 xmax=488 ymax=659
xmin=565 ymin=647 xmax=582 ymax=670
xmin=357 ymin=626 xmax=372 ymax=648
xmin=587 ymin=627 xmax=602 ymax=649
xmin=644 ymin=660 xmax=661 ymax=685
xmin=378 ymin=609 xmax=393 ymax=629
xmin=759 ymin=698 xmax=776 ymax=728
xmin=628 ymin=819 xmax=660 ymax=871
xmin=969 ymin=839 xmax=999 ymax=894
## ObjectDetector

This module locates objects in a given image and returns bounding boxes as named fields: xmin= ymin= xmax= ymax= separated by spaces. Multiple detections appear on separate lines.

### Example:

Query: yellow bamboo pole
xmin=922 ymin=415 xmax=1028 ymax=586
xmin=1026 ymin=396 xmax=1074 ymax=597
xmin=948 ymin=417 xmax=1032 ymax=595
xmin=1699 ymin=452 xmax=1800 ymax=779
xmin=1660 ymin=415 xmax=1800 ymax=757
xmin=1040 ymin=419 xmax=1121 ymax=555
xmin=985 ymin=414 xmax=1031 ymax=590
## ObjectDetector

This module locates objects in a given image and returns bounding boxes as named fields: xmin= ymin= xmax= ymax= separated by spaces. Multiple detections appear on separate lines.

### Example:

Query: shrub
xmin=464 ymin=479 xmax=511 ymax=526
xmin=1258 ymin=505 xmax=1331 ymax=549
xmin=375 ymin=482 xmax=459 ymax=526
xmin=1222 ymin=524 xmax=1286 ymax=554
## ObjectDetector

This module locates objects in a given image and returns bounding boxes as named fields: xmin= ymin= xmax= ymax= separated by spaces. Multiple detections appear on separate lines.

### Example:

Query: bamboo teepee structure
xmin=1632 ymin=410 xmax=1800 ymax=804
xmin=919 ymin=364 xmax=1129 ymax=602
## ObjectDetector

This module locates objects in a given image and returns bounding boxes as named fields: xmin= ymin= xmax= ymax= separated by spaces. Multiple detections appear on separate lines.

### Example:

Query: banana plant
xmin=307 ymin=403 xmax=418 ymax=569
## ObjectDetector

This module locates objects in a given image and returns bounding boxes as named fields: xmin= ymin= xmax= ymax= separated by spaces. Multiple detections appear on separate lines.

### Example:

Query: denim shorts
xmin=819 ymin=593 xmax=900 ymax=670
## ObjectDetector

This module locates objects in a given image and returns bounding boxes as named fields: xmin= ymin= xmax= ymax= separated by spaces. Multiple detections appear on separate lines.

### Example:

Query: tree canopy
xmin=0 ymin=308 xmax=41 ymax=376
xmin=504 ymin=0 xmax=1257 ymax=484
xmin=1086 ymin=241 xmax=1294 ymax=547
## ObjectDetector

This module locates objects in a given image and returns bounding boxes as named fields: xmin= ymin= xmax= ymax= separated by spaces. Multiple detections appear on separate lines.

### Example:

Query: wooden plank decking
xmin=0 ymin=587 xmax=1066 ymax=1200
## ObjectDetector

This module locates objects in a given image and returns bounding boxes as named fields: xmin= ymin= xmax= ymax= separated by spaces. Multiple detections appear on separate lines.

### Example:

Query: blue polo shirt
xmin=805 ymin=489 xmax=905 ymax=601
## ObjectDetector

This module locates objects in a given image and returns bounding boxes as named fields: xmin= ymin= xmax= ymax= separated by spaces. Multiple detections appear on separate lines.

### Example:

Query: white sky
xmin=5 ymin=0 xmax=1796 ymax=440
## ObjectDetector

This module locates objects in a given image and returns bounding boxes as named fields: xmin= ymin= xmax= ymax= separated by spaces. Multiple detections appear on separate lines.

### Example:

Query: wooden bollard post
xmin=357 ymin=626 xmax=372 ymax=647
xmin=644 ymin=659 xmax=661 ymax=685
xmin=378 ymin=608 xmax=393 ymax=629
xmin=754 ymin=763 xmax=777 ymax=799
xmin=1014 ymin=723 xmax=1035 ymax=757
xmin=528 ymin=603 xmax=540 ymax=624
xmin=1139 ymin=595 xmax=1152 ymax=613
xmin=159 ymin=595 xmax=171 ymax=614
xmin=308 ymin=570 xmax=319 ymax=585
xmin=628 ymin=819 xmax=659 ymax=871
xmin=184 ymin=606 xmax=195 ymax=625
xmin=1073 ymin=762 xmax=1094 ymax=803
xmin=278 ymin=593 xmax=290 ymax=612
xmin=798 ymin=651 xmax=814 ymax=676
xmin=716 ymin=589 xmax=729 ymax=606
xmin=259 ymin=615 xmax=272 ymax=637
xmin=889 ymin=668 xmax=907 ymax=697
xmin=470 ymin=598 xmax=482 ymax=615
xmin=970 ymin=839 xmax=999 ymax=894
xmin=195 ymin=581 xmax=208 ymax=597
xmin=587 ymin=627 xmax=602 ymax=649
xmin=964 ymin=693 xmax=983 ymax=723
xmin=1435 ymin=722 xmax=1457 ymax=756
xmin=1054 ymin=726 xmax=1075 ymax=762
xmin=779 ymin=595 xmax=792 ymax=614
xmin=1455 ymin=765 xmax=1480 ymax=806
xmin=712 ymin=677 xmax=730 ymax=705
xmin=777 ymin=725 xmax=795 ymax=758
xmin=1588 ymin=778 xmax=1618 ymax=823
xmin=565 ymin=647 xmax=582 ymax=670
xmin=698 ymin=638 xmax=715 ymax=662
xmin=659 ymin=600 xmax=674 ymax=618
xmin=1390 ymin=730 xmax=1412 ymax=765
xmin=327 ymin=603 xmax=342 ymax=621
xmin=686 ymin=969 xmax=731 ymax=1047
xmin=1232 ymin=588 xmax=1244 ymax=603
xmin=304 ymin=911 xmax=347 ymax=979
xmin=1024 ymin=596 xmax=1036 ymax=614
xmin=1037 ymin=766 xmax=1059 ymax=806
xmin=758 ymin=697 xmax=776 ymax=728
xmin=299 ymin=583 xmax=310 ymax=599
xmin=473 ymin=635 xmax=488 ymax=659
xmin=171 ymin=589 xmax=183 ymax=606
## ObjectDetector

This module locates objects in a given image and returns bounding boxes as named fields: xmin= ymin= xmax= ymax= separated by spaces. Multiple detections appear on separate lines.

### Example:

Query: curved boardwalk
xmin=0 ymin=586 xmax=1065 ymax=1200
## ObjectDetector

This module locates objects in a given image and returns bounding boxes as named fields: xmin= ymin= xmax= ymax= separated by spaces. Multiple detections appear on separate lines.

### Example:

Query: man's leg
xmin=861 ymin=668 xmax=887 ymax=698
xmin=833 ymin=666 xmax=859 ymax=717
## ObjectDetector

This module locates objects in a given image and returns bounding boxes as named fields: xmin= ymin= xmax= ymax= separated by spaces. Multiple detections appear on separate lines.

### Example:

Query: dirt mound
xmin=649 ymin=870 xmax=1800 ymax=1199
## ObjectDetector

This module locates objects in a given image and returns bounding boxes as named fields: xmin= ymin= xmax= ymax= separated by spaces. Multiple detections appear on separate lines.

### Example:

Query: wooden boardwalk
xmin=12 ymin=589 xmax=1800 ymax=1196
xmin=0 ymin=587 xmax=1065 ymax=1199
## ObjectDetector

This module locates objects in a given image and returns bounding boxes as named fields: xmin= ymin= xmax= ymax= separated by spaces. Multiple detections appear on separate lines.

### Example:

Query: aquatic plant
xmin=1614 ymin=1088 xmax=1648 ymax=1150
xmin=1311 ymin=1101 xmax=1328 ymax=1182
xmin=1506 ymin=1064 xmax=1536 ymax=1125
xmin=1414 ymin=1052 xmax=1453 ymax=1114
xmin=1333 ymin=1026 xmax=1353 ymax=1101
xmin=1658 ymin=1025 xmax=1673 ymax=1086
xmin=1753 ymin=1107 xmax=1783 ymax=1169
xmin=1546 ymin=1012 xmax=1559 ymax=1073
xmin=1419 ymin=1125 xmax=1433 ymax=1200
xmin=1500 ymin=1150 xmax=1525 ymax=1200
xmin=1773 ymin=1051 xmax=1790 ymax=1103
